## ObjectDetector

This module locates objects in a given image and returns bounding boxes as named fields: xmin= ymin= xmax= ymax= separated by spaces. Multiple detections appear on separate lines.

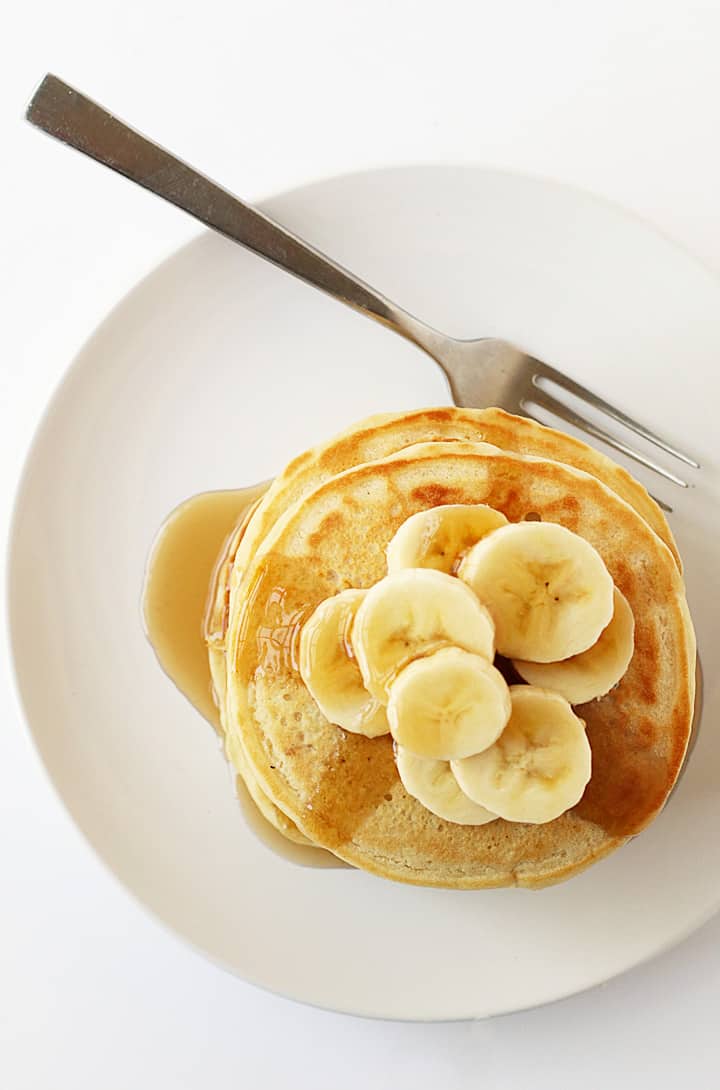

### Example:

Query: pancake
xmin=204 ymin=495 xmax=314 ymax=846
xmin=232 ymin=408 xmax=680 ymax=593
xmin=224 ymin=443 xmax=695 ymax=888
xmin=211 ymin=408 xmax=686 ymax=856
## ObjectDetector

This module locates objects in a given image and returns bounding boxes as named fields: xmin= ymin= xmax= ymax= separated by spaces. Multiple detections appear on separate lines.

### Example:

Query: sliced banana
xmin=299 ymin=589 xmax=389 ymax=737
xmin=395 ymin=745 xmax=498 ymax=825
xmin=387 ymin=647 xmax=511 ymax=759
xmin=458 ymin=521 xmax=613 ymax=662
xmin=352 ymin=568 xmax=495 ymax=703
xmin=514 ymin=586 xmax=634 ymax=704
xmin=386 ymin=504 xmax=508 ymax=574
xmin=452 ymin=685 xmax=591 ymax=824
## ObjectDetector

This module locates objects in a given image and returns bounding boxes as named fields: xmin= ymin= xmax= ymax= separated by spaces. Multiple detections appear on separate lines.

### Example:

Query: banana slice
xmin=387 ymin=647 xmax=511 ymax=759
xmin=299 ymin=589 xmax=389 ymax=737
xmin=513 ymin=586 xmax=634 ymax=704
xmin=452 ymin=686 xmax=591 ymax=824
xmin=395 ymin=745 xmax=498 ymax=825
xmin=386 ymin=504 xmax=508 ymax=574
xmin=458 ymin=521 xmax=613 ymax=662
xmin=352 ymin=568 xmax=495 ymax=702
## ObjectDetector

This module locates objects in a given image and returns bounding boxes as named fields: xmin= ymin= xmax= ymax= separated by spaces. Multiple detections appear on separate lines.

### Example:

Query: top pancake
xmin=232 ymin=407 xmax=680 ymax=584
xmin=225 ymin=442 xmax=695 ymax=888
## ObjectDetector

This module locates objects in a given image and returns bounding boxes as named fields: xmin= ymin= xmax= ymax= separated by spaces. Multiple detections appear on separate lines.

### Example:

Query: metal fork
xmin=26 ymin=75 xmax=699 ymax=505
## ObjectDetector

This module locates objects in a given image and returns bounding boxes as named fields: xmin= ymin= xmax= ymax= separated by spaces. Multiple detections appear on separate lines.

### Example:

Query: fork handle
xmin=27 ymin=75 xmax=447 ymax=360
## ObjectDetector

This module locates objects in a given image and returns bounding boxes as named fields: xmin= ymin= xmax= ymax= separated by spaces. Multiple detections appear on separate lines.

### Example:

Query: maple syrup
xmin=142 ymin=484 xmax=268 ymax=726
xmin=142 ymin=484 xmax=343 ymax=868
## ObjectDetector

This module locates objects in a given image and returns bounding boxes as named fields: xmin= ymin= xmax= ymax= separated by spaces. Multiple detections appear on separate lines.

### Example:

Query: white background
xmin=3 ymin=1 xmax=720 ymax=1085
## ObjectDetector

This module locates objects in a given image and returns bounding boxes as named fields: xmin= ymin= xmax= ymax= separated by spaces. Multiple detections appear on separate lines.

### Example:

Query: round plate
xmin=8 ymin=167 xmax=719 ymax=1020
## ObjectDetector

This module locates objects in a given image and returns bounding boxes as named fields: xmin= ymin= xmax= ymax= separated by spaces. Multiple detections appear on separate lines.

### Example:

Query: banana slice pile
xmin=299 ymin=504 xmax=634 ymax=826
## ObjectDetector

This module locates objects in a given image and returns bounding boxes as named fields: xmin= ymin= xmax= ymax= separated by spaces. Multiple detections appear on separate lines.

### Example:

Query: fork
xmin=26 ymin=74 xmax=699 ymax=507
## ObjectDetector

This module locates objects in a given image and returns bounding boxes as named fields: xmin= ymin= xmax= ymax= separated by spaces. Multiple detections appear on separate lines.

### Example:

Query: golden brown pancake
xmin=209 ymin=408 xmax=686 ymax=857
xmin=204 ymin=494 xmax=314 ymax=845
xmin=225 ymin=443 xmax=695 ymax=888
xmin=232 ymin=408 xmax=680 ymax=591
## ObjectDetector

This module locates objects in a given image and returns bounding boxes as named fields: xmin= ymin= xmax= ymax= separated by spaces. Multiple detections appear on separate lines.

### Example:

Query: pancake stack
xmin=205 ymin=407 xmax=695 ymax=888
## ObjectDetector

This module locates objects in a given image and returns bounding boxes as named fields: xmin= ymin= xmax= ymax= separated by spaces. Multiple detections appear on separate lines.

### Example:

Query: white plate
xmin=8 ymin=166 xmax=720 ymax=1021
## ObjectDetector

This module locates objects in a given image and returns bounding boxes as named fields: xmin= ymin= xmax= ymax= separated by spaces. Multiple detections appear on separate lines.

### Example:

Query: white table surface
xmin=3 ymin=1 xmax=720 ymax=1085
